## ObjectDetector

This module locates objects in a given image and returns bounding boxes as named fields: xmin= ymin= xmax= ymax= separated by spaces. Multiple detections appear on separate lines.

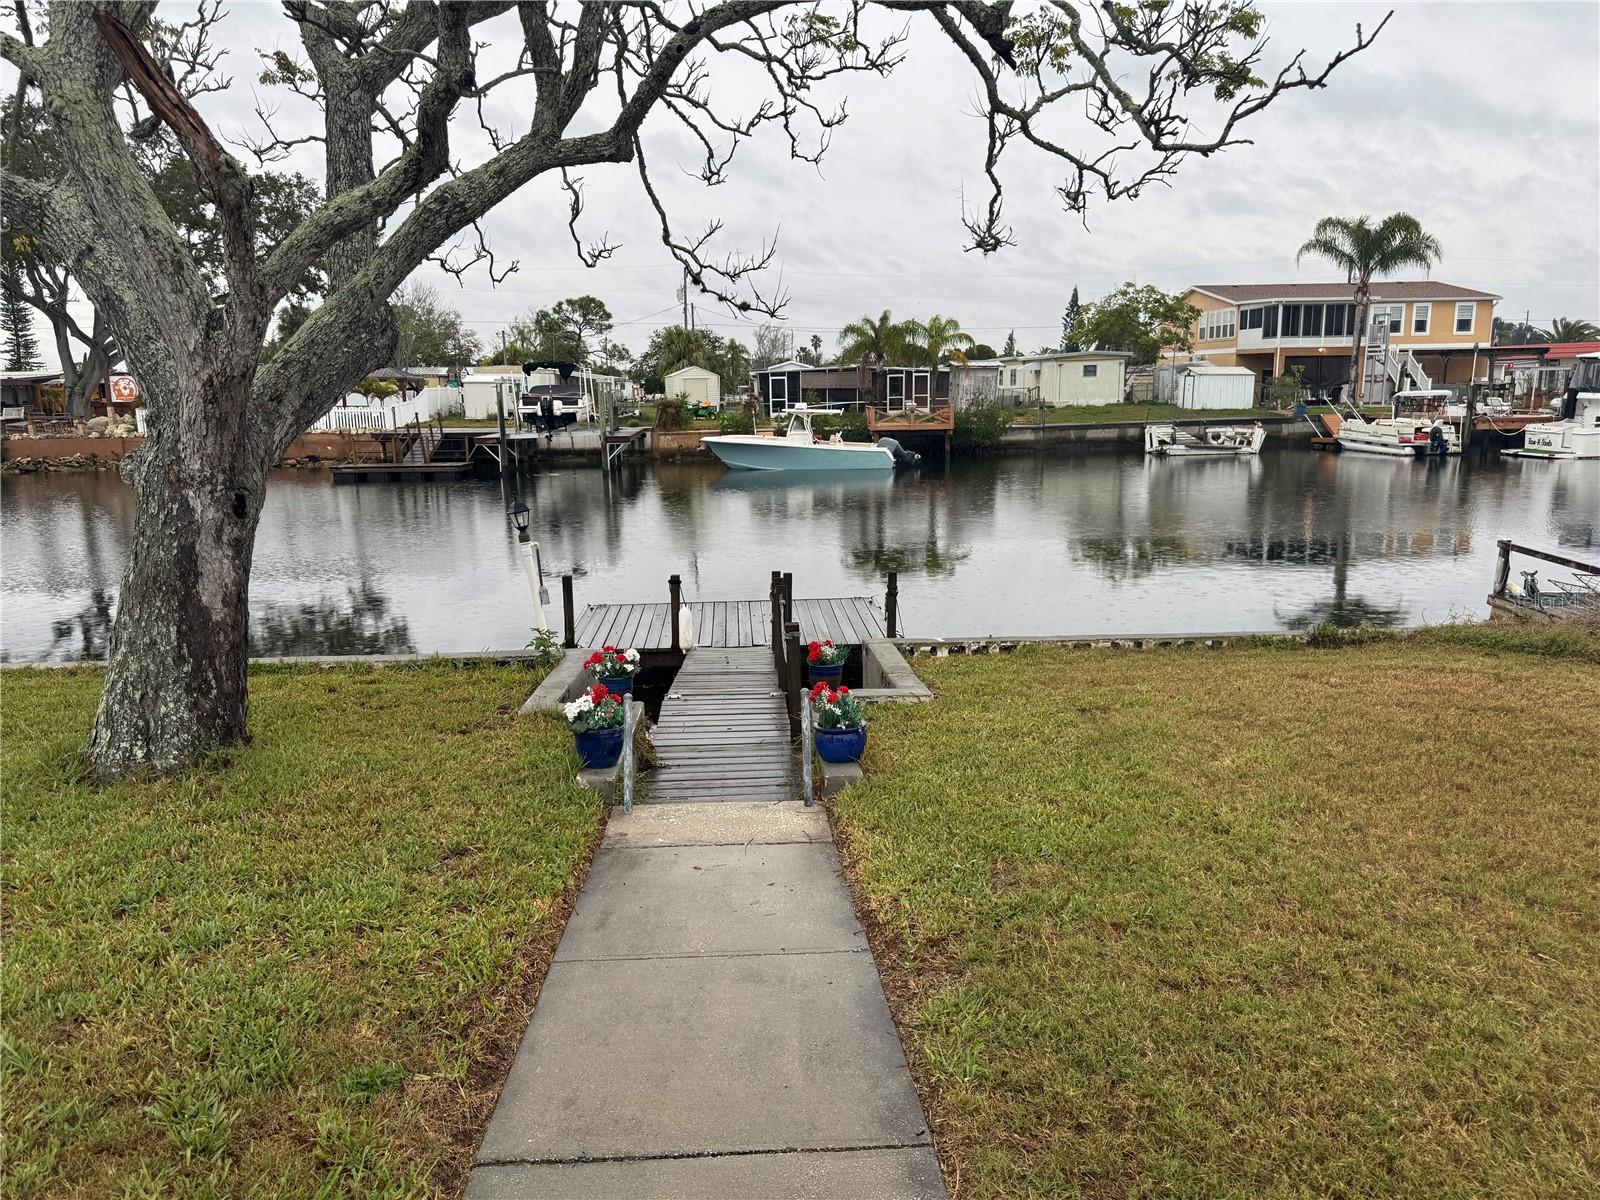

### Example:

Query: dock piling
xmin=769 ymin=571 xmax=783 ymax=674
xmin=783 ymin=620 xmax=803 ymax=740
xmin=562 ymin=575 xmax=576 ymax=648
xmin=885 ymin=571 xmax=899 ymax=638
xmin=669 ymin=574 xmax=683 ymax=652
xmin=495 ymin=394 xmax=510 ymax=506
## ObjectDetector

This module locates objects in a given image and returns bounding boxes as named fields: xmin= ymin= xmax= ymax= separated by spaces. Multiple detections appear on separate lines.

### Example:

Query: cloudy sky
xmin=14 ymin=1 xmax=1600 ymax=368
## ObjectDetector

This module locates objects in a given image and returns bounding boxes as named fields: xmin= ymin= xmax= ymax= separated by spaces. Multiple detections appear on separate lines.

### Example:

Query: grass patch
xmin=1012 ymin=402 xmax=1281 ymax=426
xmin=1 ymin=663 xmax=601 ymax=1198
xmin=835 ymin=636 xmax=1600 ymax=1198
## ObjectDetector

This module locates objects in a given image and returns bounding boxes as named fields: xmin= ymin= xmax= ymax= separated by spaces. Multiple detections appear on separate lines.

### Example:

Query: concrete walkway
xmin=467 ymin=801 xmax=945 ymax=1200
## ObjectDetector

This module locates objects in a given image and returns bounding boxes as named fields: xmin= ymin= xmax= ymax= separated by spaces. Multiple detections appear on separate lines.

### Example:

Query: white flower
xmin=563 ymin=694 xmax=594 ymax=721
xmin=624 ymin=648 xmax=640 ymax=663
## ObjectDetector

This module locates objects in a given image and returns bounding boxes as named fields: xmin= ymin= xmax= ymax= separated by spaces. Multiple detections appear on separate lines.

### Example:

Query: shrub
xmin=717 ymin=401 xmax=756 ymax=435
xmin=953 ymin=400 xmax=1013 ymax=453
xmin=655 ymin=395 xmax=688 ymax=430
xmin=812 ymin=410 xmax=870 ymax=442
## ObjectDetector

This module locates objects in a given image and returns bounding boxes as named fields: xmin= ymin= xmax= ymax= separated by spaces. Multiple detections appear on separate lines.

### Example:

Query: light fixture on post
xmin=508 ymin=501 xmax=547 ymax=631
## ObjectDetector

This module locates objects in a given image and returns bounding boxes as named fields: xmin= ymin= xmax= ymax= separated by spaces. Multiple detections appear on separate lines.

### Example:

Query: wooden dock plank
xmin=574 ymin=597 xmax=880 ymax=650
xmin=646 ymin=642 xmax=795 ymax=806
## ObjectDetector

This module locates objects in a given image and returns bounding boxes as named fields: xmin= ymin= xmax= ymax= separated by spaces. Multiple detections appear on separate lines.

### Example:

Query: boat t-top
xmin=1504 ymin=353 xmax=1600 ymax=461
xmin=1144 ymin=421 xmax=1267 ymax=457
xmin=702 ymin=405 xmax=917 ymax=471
xmin=1333 ymin=388 xmax=1461 ymax=458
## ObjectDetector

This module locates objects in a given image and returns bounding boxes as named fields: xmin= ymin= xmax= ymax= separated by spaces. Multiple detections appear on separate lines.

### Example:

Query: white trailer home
xmin=996 ymin=351 xmax=1132 ymax=406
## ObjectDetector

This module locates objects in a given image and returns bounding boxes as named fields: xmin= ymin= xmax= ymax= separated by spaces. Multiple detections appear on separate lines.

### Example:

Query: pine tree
xmin=1003 ymin=329 xmax=1017 ymax=357
xmin=2 ymin=261 xmax=43 ymax=371
xmin=1061 ymin=286 xmax=1082 ymax=352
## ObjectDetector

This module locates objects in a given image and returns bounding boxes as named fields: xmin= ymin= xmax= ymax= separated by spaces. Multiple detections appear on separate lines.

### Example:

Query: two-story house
xmin=1174 ymin=282 xmax=1500 ymax=400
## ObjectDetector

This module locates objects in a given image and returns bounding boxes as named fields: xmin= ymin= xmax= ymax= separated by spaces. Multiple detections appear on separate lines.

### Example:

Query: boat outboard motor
xmin=1429 ymin=423 xmax=1448 ymax=455
xmin=876 ymin=436 xmax=921 ymax=465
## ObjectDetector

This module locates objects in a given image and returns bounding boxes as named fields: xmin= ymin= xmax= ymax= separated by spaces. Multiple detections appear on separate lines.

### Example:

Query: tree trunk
xmin=66 ymin=340 xmax=109 ymax=418
xmin=87 ymin=378 xmax=266 ymax=774
xmin=1349 ymin=282 xmax=1370 ymax=405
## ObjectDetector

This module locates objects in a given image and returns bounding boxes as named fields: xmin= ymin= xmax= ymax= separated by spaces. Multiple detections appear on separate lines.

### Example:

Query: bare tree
xmin=0 ymin=1 xmax=1386 ymax=775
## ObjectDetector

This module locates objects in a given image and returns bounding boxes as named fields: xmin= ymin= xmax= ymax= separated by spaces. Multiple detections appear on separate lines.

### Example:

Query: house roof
xmin=998 ymin=350 xmax=1134 ymax=363
xmin=1190 ymin=282 xmax=1500 ymax=303
xmin=664 ymin=364 xmax=719 ymax=378
xmin=1489 ymin=341 xmax=1600 ymax=359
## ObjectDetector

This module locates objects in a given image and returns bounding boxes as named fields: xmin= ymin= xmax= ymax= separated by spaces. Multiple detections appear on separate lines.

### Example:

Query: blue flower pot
xmin=599 ymin=674 xmax=634 ymax=695
xmin=814 ymin=724 xmax=866 ymax=763
xmin=574 ymin=725 xmax=624 ymax=769
xmin=807 ymin=661 xmax=844 ymax=686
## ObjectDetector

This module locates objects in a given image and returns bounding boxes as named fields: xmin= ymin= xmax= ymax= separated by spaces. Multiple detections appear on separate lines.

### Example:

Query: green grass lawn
xmin=1012 ymin=403 xmax=1281 ymax=426
xmin=1 ymin=664 xmax=601 ymax=1199
xmin=835 ymin=628 xmax=1600 ymax=1199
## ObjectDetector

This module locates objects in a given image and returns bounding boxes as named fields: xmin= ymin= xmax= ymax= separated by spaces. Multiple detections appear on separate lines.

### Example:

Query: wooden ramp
xmin=648 ymin=647 xmax=795 ymax=804
xmin=575 ymin=596 xmax=885 ymax=650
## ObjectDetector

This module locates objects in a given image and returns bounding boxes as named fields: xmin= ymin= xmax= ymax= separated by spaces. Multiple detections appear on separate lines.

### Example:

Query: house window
xmin=1283 ymin=304 xmax=1302 ymax=337
xmin=1199 ymin=308 xmax=1236 ymax=341
xmin=1325 ymin=303 xmax=1348 ymax=338
xmin=1242 ymin=306 xmax=1264 ymax=331
xmin=1008 ymin=368 xmax=1017 ymax=386
xmin=1082 ymin=364 xmax=1098 ymax=377
xmin=1262 ymin=305 xmax=1278 ymax=338
xmin=1304 ymin=304 xmax=1324 ymax=338
xmin=1371 ymin=305 xmax=1403 ymax=334
xmin=1412 ymin=303 xmax=1431 ymax=336
xmin=1455 ymin=302 xmax=1475 ymax=334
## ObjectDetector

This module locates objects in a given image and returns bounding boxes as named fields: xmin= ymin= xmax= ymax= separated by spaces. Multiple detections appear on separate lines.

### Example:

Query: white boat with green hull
xmin=703 ymin=406 xmax=915 ymax=471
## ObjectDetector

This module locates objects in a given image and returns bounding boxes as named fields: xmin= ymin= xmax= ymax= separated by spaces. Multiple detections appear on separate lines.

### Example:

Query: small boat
xmin=1503 ymin=354 xmax=1600 ymax=461
xmin=1144 ymin=422 xmax=1267 ymax=457
xmin=1333 ymin=391 xmax=1461 ymax=458
xmin=703 ymin=406 xmax=907 ymax=471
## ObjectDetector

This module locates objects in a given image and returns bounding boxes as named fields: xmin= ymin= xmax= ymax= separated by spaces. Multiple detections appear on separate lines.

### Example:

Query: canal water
xmin=2 ymin=451 xmax=1595 ymax=662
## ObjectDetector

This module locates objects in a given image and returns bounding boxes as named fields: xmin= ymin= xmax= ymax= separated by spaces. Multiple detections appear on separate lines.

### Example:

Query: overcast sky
xmin=13 ymin=1 xmax=1600 ymax=369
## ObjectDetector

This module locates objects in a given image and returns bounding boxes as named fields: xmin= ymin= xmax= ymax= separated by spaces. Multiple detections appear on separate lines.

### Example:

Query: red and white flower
xmin=806 ymin=638 xmax=848 ymax=666
xmin=808 ymin=681 xmax=865 ymax=730
xmin=564 ymin=683 xmax=627 ymax=731
xmin=585 ymin=646 xmax=642 ymax=678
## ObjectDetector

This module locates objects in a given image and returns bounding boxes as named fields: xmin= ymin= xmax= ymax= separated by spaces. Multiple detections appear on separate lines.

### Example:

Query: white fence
xmin=306 ymin=386 xmax=464 ymax=432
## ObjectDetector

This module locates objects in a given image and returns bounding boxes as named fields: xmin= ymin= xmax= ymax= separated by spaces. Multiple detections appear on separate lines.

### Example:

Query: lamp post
xmin=509 ymin=500 xmax=549 ymax=631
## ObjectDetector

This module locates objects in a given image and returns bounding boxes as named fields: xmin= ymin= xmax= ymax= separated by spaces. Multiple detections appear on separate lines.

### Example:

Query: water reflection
xmin=250 ymin=583 xmax=415 ymax=657
xmin=2 ymin=451 xmax=1594 ymax=660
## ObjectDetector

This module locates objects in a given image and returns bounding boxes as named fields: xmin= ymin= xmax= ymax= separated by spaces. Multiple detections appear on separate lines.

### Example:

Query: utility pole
xmin=682 ymin=268 xmax=689 ymax=329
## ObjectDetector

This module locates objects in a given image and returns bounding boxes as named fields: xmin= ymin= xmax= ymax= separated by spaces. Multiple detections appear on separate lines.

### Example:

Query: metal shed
xmin=1159 ymin=362 xmax=1258 ymax=409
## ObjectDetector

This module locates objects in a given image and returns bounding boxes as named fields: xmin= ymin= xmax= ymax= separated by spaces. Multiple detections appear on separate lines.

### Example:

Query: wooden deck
xmin=574 ymin=596 xmax=886 ymax=649
xmin=865 ymin=403 xmax=955 ymax=434
xmin=648 ymin=646 xmax=795 ymax=804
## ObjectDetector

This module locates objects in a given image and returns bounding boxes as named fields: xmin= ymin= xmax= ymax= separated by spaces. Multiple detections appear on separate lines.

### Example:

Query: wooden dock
xmin=574 ymin=596 xmax=886 ymax=650
xmin=647 ymin=646 xmax=795 ymax=804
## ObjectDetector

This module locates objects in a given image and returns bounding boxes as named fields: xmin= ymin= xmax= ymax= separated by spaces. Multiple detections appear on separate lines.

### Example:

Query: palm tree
xmin=837 ymin=310 xmax=914 ymax=366
xmin=1297 ymin=213 xmax=1442 ymax=401
xmin=906 ymin=314 xmax=976 ymax=369
xmin=1540 ymin=317 xmax=1600 ymax=342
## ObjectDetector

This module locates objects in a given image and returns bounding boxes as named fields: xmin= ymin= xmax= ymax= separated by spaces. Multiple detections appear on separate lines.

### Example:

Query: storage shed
xmin=1158 ymin=362 xmax=1259 ymax=409
xmin=664 ymin=364 xmax=722 ymax=410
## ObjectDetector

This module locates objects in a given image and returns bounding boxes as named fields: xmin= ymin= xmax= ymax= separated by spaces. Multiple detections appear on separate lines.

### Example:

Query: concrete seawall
xmin=998 ymin=414 xmax=1313 ymax=452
